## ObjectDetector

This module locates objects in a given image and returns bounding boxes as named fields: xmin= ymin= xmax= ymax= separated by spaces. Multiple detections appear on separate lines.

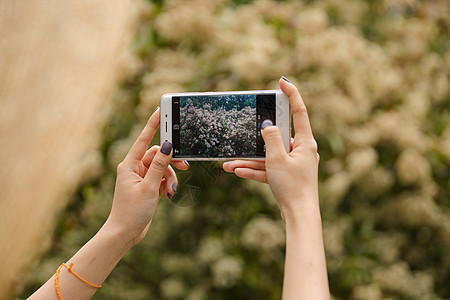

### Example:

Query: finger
xmin=234 ymin=168 xmax=268 ymax=183
xmin=279 ymin=78 xmax=314 ymax=146
xmin=142 ymin=146 xmax=181 ymax=174
xmin=164 ymin=179 xmax=175 ymax=199
xmin=159 ymin=178 xmax=167 ymax=196
xmin=160 ymin=171 xmax=178 ymax=200
xmin=163 ymin=165 xmax=178 ymax=199
xmin=125 ymin=107 xmax=160 ymax=163
xmin=171 ymin=160 xmax=190 ymax=171
xmin=145 ymin=150 xmax=189 ymax=171
xmin=223 ymin=160 xmax=265 ymax=173
xmin=261 ymin=125 xmax=288 ymax=161
xmin=143 ymin=147 xmax=178 ymax=196
xmin=290 ymin=137 xmax=294 ymax=152
xmin=144 ymin=141 xmax=173 ymax=188
xmin=142 ymin=146 xmax=160 ymax=169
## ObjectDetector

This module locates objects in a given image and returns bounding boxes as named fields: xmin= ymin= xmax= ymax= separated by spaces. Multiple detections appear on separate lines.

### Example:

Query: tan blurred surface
xmin=0 ymin=1 xmax=139 ymax=298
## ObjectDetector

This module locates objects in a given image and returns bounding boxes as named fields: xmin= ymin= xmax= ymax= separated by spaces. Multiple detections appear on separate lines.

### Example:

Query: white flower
xmin=241 ymin=216 xmax=285 ymax=251
xmin=197 ymin=237 xmax=224 ymax=264
xmin=395 ymin=149 xmax=431 ymax=184
xmin=352 ymin=284 xmax=383 ymax=300
xmin=160 ymin=277 xmax=186 ymax=299
xmin=298 ymin=8 xmax=328 ymax=35
xmin=347 ymin=147 xmax=378 ymax=180
xmin=211 ymin=256 xmax=243 ymax=288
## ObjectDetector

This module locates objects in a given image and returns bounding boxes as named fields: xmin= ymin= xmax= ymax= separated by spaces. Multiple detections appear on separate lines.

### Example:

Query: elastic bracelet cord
xmin=55 ymin=263 xmax=102 ymax=299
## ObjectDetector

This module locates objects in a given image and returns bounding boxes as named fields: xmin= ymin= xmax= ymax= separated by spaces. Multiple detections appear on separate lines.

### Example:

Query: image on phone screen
xmin=171 ymin=93 xmax=275 ymax=158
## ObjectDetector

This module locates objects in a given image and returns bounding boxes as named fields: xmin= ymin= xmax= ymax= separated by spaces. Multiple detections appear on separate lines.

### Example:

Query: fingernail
xmin=172 ymin=183 xmax=177 ymax=193
xmin=167 ymin=193 xmax=173 ymax=199
xmin=160 ymin=141 xmax=172 ymax=155
xmin=153 ymin=106 xmax=160 ymax=113
xmin=281 ymin=76 xmax=291 ymax=83
xmin=261 ymin=119 xmax=273 ymax=130
xmin=183 ymin=160 xmax=190 ymax=167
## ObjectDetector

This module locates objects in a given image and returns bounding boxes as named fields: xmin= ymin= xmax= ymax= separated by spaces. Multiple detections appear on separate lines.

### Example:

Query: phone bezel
xmin=160 ymin=90 xmax=291 ymax=161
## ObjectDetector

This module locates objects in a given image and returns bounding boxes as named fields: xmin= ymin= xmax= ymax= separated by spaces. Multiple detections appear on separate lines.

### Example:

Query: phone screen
xmin=171 ymin=93 xmax=276 ymax=158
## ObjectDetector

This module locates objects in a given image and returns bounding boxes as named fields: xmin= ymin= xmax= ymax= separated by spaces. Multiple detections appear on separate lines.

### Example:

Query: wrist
xmin=279 ymin=194 xmax=321 ymax=225
xmin=99 ymin=220 xmax=136 ymax=252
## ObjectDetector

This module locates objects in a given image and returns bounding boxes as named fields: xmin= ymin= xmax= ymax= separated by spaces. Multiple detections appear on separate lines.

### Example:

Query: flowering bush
xmin=21 ymin=0 xmax=449 ymax=299
xmin=180 ymin=98 xmax=256 ymax=156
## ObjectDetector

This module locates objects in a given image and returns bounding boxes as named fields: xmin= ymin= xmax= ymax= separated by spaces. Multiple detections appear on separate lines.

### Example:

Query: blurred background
xmin=1 ymin=0 xmax=449 ymax=299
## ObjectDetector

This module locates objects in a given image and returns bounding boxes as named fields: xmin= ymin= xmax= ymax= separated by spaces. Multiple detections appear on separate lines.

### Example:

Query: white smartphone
xmin=160 ymin=90 xmax=291 ymax=161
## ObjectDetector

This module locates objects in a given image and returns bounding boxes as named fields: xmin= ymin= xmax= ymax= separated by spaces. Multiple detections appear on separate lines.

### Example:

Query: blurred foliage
xmin=20 ymin=0 xmax=449 ymax=299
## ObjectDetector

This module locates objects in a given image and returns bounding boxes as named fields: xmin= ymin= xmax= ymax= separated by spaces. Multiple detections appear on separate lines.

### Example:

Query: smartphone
xmin=160 ymin=90 xmax=291 ymax=161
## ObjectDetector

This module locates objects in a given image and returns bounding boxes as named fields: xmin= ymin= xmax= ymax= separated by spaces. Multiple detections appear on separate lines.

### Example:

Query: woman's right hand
xmin=223 ymin=78 xmax=320 ymax=221
xmin=105 ymin=108 xmax=189 ymax=247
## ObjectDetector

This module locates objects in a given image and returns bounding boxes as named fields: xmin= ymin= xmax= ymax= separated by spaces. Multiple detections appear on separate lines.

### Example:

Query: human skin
xmin=223 ymin=78 xmax=330 ymax=300
xmin=28 ymin=78 xmax=329 ymax=300
xmin=28 ymin=108 xmax=189 ymax=300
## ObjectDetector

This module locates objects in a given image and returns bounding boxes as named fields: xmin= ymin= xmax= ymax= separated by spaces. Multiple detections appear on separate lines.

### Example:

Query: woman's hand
xmin=223 ymin=78 xmax=319 ymax=220
xmin=105 ymin=108 xmax=189 ymax=246
xmin=29 ymin=108 xmax=192 ymax=300
xmin=224 ymin=79 xmax=329 ymax=300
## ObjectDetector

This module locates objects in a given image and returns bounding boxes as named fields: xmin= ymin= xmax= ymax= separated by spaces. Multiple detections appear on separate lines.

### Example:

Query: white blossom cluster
xmin=241 ymin=216 xmax=285 ymax=251
xmin=180 ymin=99 xmax=256 ymax=156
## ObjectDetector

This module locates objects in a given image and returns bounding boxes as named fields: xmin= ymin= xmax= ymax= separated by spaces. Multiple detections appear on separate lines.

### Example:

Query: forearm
xmin=282 ymin=201 xmax=330 ymax=300
xmin=29 ymin=222 xmax=133 ymax=300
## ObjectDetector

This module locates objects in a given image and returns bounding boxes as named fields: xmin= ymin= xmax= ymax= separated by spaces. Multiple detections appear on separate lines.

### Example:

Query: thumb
xmin=261 ymin=120 xmax=287 ymax=161
xmin=144 ymin=141 xmax=173 ymax=187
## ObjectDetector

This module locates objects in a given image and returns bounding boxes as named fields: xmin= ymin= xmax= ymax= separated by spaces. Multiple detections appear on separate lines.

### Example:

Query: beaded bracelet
xmin=55 ymin=263 xmax=102 ymax=299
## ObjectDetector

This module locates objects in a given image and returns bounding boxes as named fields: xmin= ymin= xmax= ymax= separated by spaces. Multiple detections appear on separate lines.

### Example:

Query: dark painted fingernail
xmin=167 ymin=193 xmax=173 ymax=199
xmin=160 ymin=141 xmax=172 ymax=155
xmin=172 ymin=183 xmax=177 ymax=193
xmin=153 ymin=106 xmax=159 ymax=113
xmin=183 ymin=160 xmax=190 ymax=166
xmin=281 ymin=76 xmax=291 ymax=83
xmin=261 ymin=119 xmax=273 ymax=130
